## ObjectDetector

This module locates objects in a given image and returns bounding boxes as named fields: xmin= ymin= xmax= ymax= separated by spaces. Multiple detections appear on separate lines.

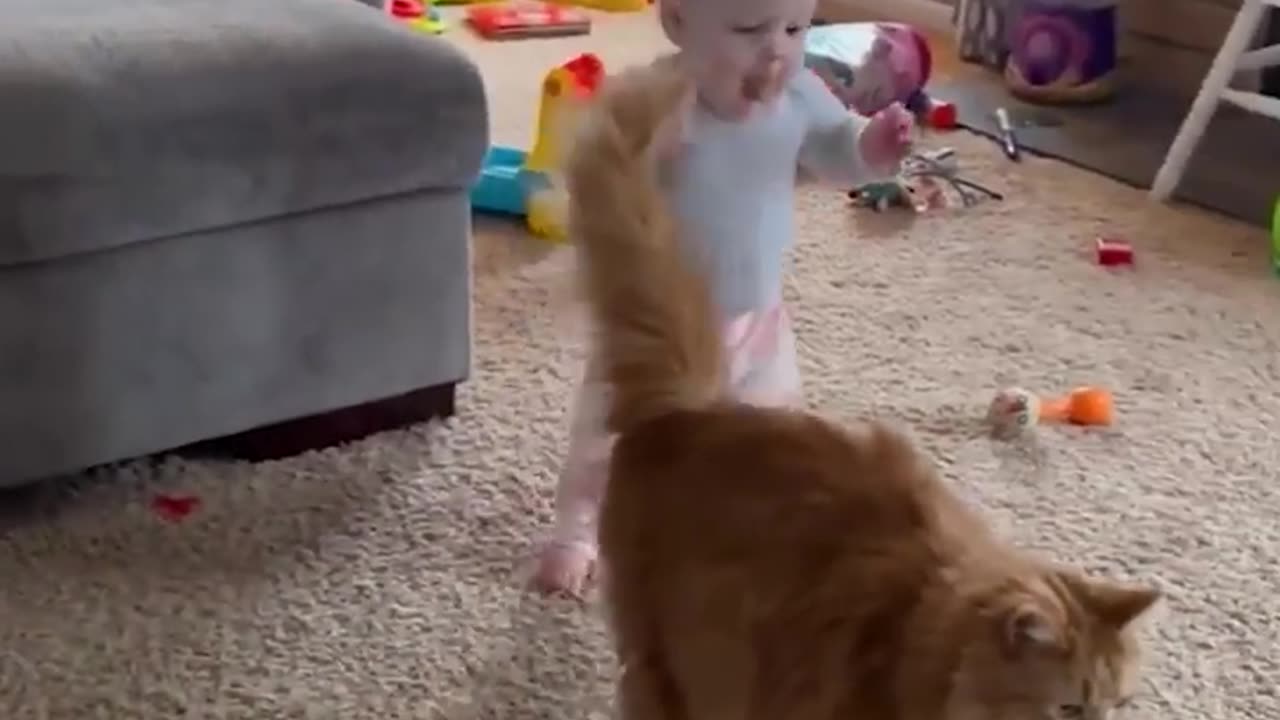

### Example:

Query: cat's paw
xmin=531 ymin=542 xmax=597 ymax=598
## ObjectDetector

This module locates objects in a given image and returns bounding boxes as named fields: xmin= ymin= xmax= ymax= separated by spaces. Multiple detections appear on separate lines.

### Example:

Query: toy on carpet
xmin=152 ymin=494 xmax=201 ymax=522
xmin=387 ymin=0 xmax=445 ymax=34
xmin=444 ymin=0 xmax=646 ymax=8
xmin=466 ymin=1 xmax=591 ymax=39
xmin=987 ymin=386 xmax=1114 ymax=437
xmin=1095 ymin=236 xmax=1133 ymax=266
xmin=552 ymin=0 xmax=649 ymax=10
xmin=848 ymin=148 xmax=1003 ymax=212
xmin=848 ymin=179 xmax=917 ymax=212
xmin=470 ymin=53 xmax=604 ymax=242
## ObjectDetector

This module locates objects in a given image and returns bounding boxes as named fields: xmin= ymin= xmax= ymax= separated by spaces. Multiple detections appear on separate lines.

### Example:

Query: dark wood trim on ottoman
xmin=182 ymin=381 xmax=457 ymax=462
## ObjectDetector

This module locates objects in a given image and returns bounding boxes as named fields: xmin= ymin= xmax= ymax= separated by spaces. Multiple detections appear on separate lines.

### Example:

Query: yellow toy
xmin=524 ymin=53 xmax=604 ymax=242
xmin=387 ymin=0 xmax=446 ymax=34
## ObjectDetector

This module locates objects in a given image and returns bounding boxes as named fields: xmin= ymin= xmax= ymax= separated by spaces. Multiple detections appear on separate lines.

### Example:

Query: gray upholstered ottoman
xmin=0 ymin=0 xmax=488 ymax=484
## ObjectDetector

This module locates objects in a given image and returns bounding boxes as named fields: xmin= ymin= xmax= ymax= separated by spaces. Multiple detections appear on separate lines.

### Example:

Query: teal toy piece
xmin=471 ymin=145 xmax=546 ymax=217
xmin=847 ymin=180 xmax=914 ymax=211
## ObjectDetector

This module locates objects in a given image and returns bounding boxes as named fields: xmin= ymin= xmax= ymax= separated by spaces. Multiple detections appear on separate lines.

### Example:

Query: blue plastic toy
xmin=471 ymin=145 xmax=530 ymax=217
xmin=468 ymin=54 xmax=604 ymax=242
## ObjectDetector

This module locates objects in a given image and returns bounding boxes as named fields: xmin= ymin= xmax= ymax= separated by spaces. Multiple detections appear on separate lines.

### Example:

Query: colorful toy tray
xmin=467 ymin=1 xmax=591 ymax=39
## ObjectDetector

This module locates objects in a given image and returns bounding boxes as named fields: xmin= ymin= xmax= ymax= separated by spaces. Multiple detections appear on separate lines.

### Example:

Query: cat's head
xmin=949 ymin=569 xmax=1161 ymax=720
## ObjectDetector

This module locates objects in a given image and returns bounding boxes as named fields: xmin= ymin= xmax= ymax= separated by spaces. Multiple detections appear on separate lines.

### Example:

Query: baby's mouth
xmin=741 ymin=72 xmax=769 ymax=102
xmin=740 ymin=60 xmax=783 ymax=104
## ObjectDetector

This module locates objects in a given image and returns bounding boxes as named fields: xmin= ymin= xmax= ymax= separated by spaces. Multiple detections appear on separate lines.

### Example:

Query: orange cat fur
xmin=565 ymin=61 xmax=1161 ymax=720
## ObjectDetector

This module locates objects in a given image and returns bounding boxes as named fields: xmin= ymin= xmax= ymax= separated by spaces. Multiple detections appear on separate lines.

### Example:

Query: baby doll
xmin=532 ymin=0 xmax=914 ymax=596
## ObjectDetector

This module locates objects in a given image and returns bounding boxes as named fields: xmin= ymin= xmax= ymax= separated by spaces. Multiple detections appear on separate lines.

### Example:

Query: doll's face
xmin=661 ymin=0 xmax=818 ymax=119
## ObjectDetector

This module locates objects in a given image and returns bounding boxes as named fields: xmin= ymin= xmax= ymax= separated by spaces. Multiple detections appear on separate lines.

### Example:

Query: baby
xmin=533 ymin=0 xmax=914 ymax=596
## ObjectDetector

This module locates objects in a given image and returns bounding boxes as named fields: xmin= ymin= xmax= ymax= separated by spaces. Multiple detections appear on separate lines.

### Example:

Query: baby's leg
xmin=724 ymin=304 xmax=803 ymax=408
xmin=533 ymin=365 xmax=613 ymax=597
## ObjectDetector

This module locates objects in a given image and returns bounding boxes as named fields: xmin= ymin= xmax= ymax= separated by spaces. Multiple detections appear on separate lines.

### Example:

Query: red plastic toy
xmin=1095 ymin=237 xmax=1134 ymax=266
xmin=387 ymin=0 xmax=445 ymax=33
xmin=388 ymin=0 xmax=420 ymax=17
xmin=926 ymin=101 xmax=957 ymax=130
xmin=152 ymin=494 xmax=201 ymax=522
xmin=467 ymin=1 xmax=591 ymax=39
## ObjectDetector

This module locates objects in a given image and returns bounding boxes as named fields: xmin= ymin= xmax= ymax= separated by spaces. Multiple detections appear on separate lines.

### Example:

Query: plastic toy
xmin=987 ymin=385 xmax=1114 ymax=437
xmin=924 ymin=100 xmax=958 ymax=130
xmin=848 ymin=180 xmax=917 ymax=212
xmin=469 ymin=53 xmax=605 ymax=242
xmin=152 ymin=494 xmax=201 ymax=522
xmin=388 ymin=0 xmax=445 ymax=34
xmin=1095 ymin=236 xmax=1133 ymax=266
xmin=554 ymin=0 xmax=648 ymax=10
xmin=466 ymin=1 xmax=591 ymax=39
xmin=848 ymin=149 xmax=1002 ymax=212
xmin=445 ymin=0 xmax=646 ymax=6
xmin=805 ymin=22 xmax=933 ymax=117
xmin=472 ymin=145 xmax=530 ymax=217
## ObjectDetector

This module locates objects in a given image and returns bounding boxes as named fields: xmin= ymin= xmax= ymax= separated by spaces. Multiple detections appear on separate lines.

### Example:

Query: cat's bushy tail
xmin=565 ymin=61 xmax=726 ymax=435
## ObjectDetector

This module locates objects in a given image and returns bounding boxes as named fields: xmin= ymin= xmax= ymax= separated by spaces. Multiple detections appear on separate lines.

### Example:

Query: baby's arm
xmin=792 ymin=70 xmax=890 ymax=186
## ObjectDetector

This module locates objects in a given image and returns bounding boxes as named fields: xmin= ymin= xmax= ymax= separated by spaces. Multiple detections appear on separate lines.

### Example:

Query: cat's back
xmin=602 ymin=404 xmax=973 ymax=575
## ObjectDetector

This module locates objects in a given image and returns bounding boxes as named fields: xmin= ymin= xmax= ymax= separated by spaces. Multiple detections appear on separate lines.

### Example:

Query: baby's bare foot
xmin=531 ymin=542 xmax=597 ymax=598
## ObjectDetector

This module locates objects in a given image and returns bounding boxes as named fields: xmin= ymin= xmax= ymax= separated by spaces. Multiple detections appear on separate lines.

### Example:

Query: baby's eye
xmin=785 ymin=23 xmax=807 ymax=35
xmin=732 ymin=22 xmax=768 ymax=34
xmin=1058 ymin=704 xmax=1085 ymax=719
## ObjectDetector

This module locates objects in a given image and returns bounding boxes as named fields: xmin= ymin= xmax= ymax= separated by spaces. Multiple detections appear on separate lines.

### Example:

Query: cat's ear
xmin=1079 ymin=580 xmax=1161 ymax=629
xmin=1000 ymin=601 xmax=1063 ymax=655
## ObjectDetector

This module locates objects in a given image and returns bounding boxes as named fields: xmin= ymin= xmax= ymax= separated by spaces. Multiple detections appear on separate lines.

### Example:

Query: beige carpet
xmin=3 ymin=10 xmax=1278 ymax=719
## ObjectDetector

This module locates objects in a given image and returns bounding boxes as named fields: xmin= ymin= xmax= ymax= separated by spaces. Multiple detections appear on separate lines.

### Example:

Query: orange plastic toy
xmin=1039 ymin=387 xmax=1113 ymax=426
xmin=987 ymin=385 xmax=1113 ymax=437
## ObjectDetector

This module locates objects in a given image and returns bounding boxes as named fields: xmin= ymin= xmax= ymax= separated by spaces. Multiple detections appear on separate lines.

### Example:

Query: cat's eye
xmin=1058 ymin=705 xmax=1085 ymax=719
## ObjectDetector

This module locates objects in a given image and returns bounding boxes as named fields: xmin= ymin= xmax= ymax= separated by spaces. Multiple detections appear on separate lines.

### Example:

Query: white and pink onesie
xmin=540 ymin=67 xmax=890 ymax=590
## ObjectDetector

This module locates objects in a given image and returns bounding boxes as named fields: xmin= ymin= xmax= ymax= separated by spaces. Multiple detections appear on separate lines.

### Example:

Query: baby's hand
xmin=859 ymin=103 xmax=914 ymax=173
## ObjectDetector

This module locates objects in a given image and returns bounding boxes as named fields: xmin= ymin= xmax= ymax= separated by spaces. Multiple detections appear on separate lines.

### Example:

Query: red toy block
xmin=927 ymin=101 xmax=957 ymax=130
xmin=152 ymin=494 xmax=201 ymax=522
xmin=388 ymin=0 xmax=423 ymax=18
xmin=467 ymin=2 xmax=591 ymax=40
xmin=1095 ymin=237 xmax=1134 ymax=266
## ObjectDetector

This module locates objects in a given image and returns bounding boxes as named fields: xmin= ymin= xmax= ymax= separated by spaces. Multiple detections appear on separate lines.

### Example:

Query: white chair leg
xmin=1150 ymin=0 xmax=1270 ymax=202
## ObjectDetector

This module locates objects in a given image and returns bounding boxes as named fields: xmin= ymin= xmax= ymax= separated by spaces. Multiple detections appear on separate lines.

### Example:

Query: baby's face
xmin=666 ymin=0 xmax=818 ymax=119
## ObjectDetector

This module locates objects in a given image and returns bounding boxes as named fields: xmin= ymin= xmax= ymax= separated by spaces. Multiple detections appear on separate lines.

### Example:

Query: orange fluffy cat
xmin=565 ymin=59 xmax=1162 ymax=720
